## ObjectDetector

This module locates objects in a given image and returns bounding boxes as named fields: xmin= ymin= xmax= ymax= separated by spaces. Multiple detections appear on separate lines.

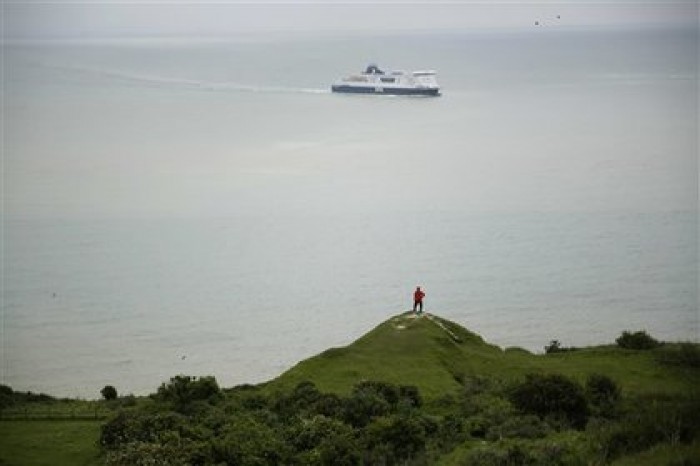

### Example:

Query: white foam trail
xmin=38 ymin=62 xmax=330 ymax=95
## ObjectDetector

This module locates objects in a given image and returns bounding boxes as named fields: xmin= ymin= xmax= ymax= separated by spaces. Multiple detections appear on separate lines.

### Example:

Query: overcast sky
xmin=4 ymin=1 xmax=698 ymax=39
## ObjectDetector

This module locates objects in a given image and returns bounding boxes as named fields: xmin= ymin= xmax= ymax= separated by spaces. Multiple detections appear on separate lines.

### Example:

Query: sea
xmin=3 ymin=26 xmax=698 ymax=398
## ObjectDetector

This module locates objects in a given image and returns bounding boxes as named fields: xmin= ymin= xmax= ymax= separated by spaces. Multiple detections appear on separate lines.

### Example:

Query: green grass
xmin=263 ymin=312 xmax=502 ymax=398
xmin=266 ymin=312 xmax=700 ymax=399
xmin=610 ymin=441 xmax=700 ymax=466
xmin=0 ymin=399 xmax=108 ymax=420
xmin=0 ymin=420 xmax=102 ymax=466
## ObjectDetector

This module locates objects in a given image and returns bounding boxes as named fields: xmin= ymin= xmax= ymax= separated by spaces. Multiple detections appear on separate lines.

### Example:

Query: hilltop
xmin=266 ymin=312 xmax=699 ymax=399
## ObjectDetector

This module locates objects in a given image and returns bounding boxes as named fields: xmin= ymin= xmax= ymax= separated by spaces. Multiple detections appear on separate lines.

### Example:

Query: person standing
xmin=413 ymin=286 xmax=425 ymax=314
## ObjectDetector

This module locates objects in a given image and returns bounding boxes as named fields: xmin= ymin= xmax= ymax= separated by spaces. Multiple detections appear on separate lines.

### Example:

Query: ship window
xmin=380 ymin=77 xmax=396 ymax=83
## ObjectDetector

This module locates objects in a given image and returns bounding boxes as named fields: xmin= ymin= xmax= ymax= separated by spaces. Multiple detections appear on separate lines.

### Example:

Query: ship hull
xmin=331 ymin=84 xmax=440 ymax=96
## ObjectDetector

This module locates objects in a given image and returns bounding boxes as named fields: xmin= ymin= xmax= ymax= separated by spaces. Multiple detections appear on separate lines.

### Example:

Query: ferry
xmin=331 ymin=64 xmax=440 ymax=96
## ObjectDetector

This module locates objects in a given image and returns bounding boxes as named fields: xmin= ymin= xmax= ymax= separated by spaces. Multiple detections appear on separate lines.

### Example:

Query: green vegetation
xmin=0 ymin=420 xmax=102 ymax=466
xmin=268 ymin=314 xmax=698 ymax=397
xmin=101 ymin=385 xmax=118 ymax=401
xmin=1 ymin=313 xmax=698 ymax=465
xmin=616 ymin=330 xmax=661 ymax=350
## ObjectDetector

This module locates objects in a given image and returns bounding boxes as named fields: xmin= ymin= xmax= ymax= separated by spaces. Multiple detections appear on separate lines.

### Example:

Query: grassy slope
xmin=267 ymin=312 xmax=699 ymax=398
xmin=609 ymin=441 xmax=700 ymax=466
xmin=263 ymin=312 xmax=496 ymax=398
xmin=2 ymin=313 xmax=696 ymax=465
xmin=0 ymin=421 xmax=102 ymax=466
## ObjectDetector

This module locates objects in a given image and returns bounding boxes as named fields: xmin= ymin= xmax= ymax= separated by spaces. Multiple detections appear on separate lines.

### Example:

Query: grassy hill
xmin=266 ymin=312 xmax=699 ymax=399
xmin=2 ymin=312 xmax=698 ymax=465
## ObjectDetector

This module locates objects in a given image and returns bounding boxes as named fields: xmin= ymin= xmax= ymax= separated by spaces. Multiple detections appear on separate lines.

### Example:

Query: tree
xmin=101 ymin=385 xmax=118 ymax=401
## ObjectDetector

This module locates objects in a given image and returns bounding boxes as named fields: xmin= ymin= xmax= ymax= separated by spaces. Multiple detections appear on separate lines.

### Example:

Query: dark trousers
xmin=413 ymin=301 xmax=423 ymax=313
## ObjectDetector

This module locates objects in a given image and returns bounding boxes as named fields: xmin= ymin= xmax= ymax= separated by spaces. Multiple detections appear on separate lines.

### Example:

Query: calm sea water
xmin=3 ymin=27 xmax=698 ymax=397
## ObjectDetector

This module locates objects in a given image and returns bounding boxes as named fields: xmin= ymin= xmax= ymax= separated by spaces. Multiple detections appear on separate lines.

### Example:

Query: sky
xmin=4 ymin=1 xmax=698 ymax=39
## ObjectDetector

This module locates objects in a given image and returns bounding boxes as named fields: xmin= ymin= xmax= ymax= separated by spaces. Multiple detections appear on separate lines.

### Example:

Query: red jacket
xmin=414 ymin=289 xmax=425 ymax=302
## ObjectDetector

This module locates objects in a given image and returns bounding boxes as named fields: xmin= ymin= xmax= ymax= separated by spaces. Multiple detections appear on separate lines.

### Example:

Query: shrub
xmin=101 ymin=385 xmax=118 ymax=401
xmin=486 ymin=414 xmax=550 ymax=440
xmin=311 ymin=392 xmax=344 ymax=418
xmin=399 ymin=385 xmax=423 ymax=408
xmin=509 ymin=373 xmax=589 ymax=429
xmin=352 ymin=380 xmax=399 ymax=406
xmin=342 ymin=390 xmax=390 ymax=428
xmin=463 ymin=394 xmax=515 ymax=438
xmin=462 ymin=374 xmax=493 ymax=397
xmin=585 ymin=374 xmax=620 ymax=416
xmin=155 ymin=375 xmax=221 ymax=412
xmin=0 ymin=385 xmax=15 ymax=408
xmin=100 ymin=411 xmax=190 ymax=449
xmin=0 ymin=385 xmax=55 ymax=407
xmin=105 ymin=441 xmax=191 ymax=466
xmin=658 ymin=343 xmax=700 ymax=368
xmin=212 ymin=416 xmax=288 ymax=465
xmin=438 ymin=414 xmax=468 ymax=448
xmin=272 ymin=381 xmax=342 ymax=420
xmin=363 ymin=415 xmax=427 ymax=463
xmin=318 ymin=431 xmax=362 ymax=466
xmin=616 ymin=330 xmax=661 ymax=350
xmin=286 ymin=414 xmax=358 ymax=465
xmin=100 ymin=412 xmax=140 ymax=449
xmin=463 ymin=438 xmax=589 ymax=466
xmin=287 ymin=415 xmax=345 ymax=450
xmin=589 ymin=396 xmax=700 ymax=462
xmin=291 ymin=381 xmax=322 ymax=406
xmin=273 ymin=381 xmax=321 ymax=417
xmin=545 ymin=340 xmax=578 ymax=354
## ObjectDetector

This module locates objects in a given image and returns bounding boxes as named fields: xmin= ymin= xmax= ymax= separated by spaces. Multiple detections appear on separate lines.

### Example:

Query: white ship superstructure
xmin=332 ymin=64 xmax=440 ymax=96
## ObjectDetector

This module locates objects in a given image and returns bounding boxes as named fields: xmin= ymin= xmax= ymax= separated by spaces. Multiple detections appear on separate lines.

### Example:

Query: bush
xmin=586 ymin=374 xmax=620 ymax=416
xmin=211 ymin=416 xmax=288 ymax=465
xmin=101 ymin=385 xmax=118 ymax=401
xmin=286 ymin=415 xmax=358 ymax=465
xmin=363 ymin=415 xmax=427 ymax=463
xmin=155 ymin=375 xmax=221 ymax=412
xmin=658 ymin=343 xmax=700 ymax=368
xmin=342 ymin=390 xmax=390 ymax=428
xmin=438 ymin=414 xmax=468 ymax=448
xmin=463 ymin=394 xmax=515 ymax=438
xmin=399 ymin=385 xmax=423 ymax=408
xmin=616 ymin=330 xmax=661 ymax=350
xmin=0 ymin=385 xmax=15 ymax=408
xmin=352 ymin=380 xmax=399 ymax=406
xmin=105 ymin=441 xmax=191 ymax=466
xmin=462 ymin=438 xmax=589 ymax=466
xmin=486 ymin=414 xmax=550 ymax=441
xmin=589 ymin=396 xmax=700 ymax=462
xmin=544 ymin=340 xmax=578 ymax=354
xmin=462 ymin=374 xmax=494 ymax=397
xmin=0 ymin=385 xmax=55 ymax=407
xmin=287 ymin=415 xmax=347 ymax=451
xmin=509 ymin=373 xmax=589 ymax=429
xmin=317 ymin=431 xmax=362 ymax=466
xmin=100 ymin=411 xmax=190 ymax=449
xmin=312 ymin=393 xmax=344 ymax=418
